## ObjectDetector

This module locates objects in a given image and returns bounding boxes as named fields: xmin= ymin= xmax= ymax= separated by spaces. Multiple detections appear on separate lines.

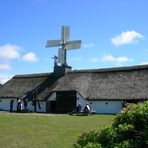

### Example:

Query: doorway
xmin=56 ymin=91 xmax=76 ymax=113
xmin=46 ymin=100 xmax=56 ymax=113
xmin=50 ymin=100 xmax=56 ymax=113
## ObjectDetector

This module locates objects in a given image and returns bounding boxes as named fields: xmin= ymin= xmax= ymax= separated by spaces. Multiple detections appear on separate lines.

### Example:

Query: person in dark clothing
xmin=76 ymin=103 xmax=82 ymax=112
xmin=10 ymin=100 xmax=14 ymax=112
xmin=24 ymin=99 xmax=28 ymax=111
xmin=84 ymin=104 xmax=91 ymax=113
xmin=69 ymin=103 xmax=82 ymax=115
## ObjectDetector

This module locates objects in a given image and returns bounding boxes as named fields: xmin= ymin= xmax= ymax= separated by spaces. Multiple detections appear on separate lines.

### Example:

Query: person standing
xmin=17 ymin=99 xmax=21 ymax=112
xmin=84 ymin=104 xmax=91 ymax=113
xmin=10 ymin=100 xmax=14 ymax=112
xmin=20 ymin=100 xmax=24 ymax=112
xmin=24 ymin=99 xmax=28 ymax=111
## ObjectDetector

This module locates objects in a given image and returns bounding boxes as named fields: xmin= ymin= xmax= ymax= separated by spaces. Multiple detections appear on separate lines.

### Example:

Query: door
xmin=50 ymin=100 xmax=56 ymax=113
xmin=56 ymin=91 xmax=76 ymax=113
xmin=46 ymin=100 xmax=56 ymax=113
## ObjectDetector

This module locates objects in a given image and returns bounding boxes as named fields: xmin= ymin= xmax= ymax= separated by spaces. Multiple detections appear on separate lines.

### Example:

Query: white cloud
xmin=0 ymin=74 xmax=13 ymax=84
xmin=0 ymin=64 xmax=11 ymax=71
xmin=111 ymin=31 xmax=143 ymax=46
xmin=83 ymin=43 xmax=95 ymax=48
xmin=0 ymin=43 xmax=21 ymax=60
xmin=141 ymin=61 xmax=148 ymax=65
xmin=22 ymin=52 xmax=38 ymax=62
xmin=89 ymin=57 xmax=99 ymax=63
xmin=101 ymin=54 xmax=133 ymax=63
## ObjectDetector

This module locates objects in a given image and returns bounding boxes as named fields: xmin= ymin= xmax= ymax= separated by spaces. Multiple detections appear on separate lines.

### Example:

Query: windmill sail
xmin=58 ymin=48 xmax=65 ymax=65
xmin=61 ymin=26 xmax=70 ymax=42
xmin=46 ymin=40 xmax=61 ymax=47
xmin=65 ymin=40 xmax=81 ymax=50
xmin=46 ymin=26 xmax=81 ymax=66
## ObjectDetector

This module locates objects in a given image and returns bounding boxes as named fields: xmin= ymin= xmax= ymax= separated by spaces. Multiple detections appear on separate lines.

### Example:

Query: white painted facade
xmin=0 ymin=91 xmax=123 ymax=114
xmin=37 ymin=101 xmax=46 ymax=112
xmin=47 ymin=92 xmax=56 ymax=101
xmin=77 ymin=93 xmax=122 ymax=114
xmin=46 ymin=92 xmax=56 ymax=112
xmin=77 ymin=93 xmax=88 ymax=107
xmin=0 ymin=99 xmax=17 ymax=111
xmin=0 ymin=98 xmax=46 ymax=113
xmin=27 ymin=101 xmax=46 ymax=112
xmin=88 ymin=100 xmax=122 ymax=114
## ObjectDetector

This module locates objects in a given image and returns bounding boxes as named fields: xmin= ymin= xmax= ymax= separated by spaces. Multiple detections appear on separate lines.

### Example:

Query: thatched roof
xmin=0 ymin=73 xmax=57 ymax=100
xmin=51 ymin=65 xmax=148 ymax=100
xmin=1 ymin=65 xmax=148 ymax=101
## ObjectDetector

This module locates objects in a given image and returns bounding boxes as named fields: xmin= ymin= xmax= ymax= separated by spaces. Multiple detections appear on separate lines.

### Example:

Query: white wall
xmin=27 ymin=101 xmax=46 ymax=112
xmin=47 ymin=92 xmax=56 ymax=101
xmin=27 ymin=101 xmax=34 ymax=112
xmin=90 ymin=100 xmax=122 ymax=114
xmin=37 ymin=101 xmax=46 ymax=112
xmin=0 ymin=99 xmax=46 ymax=113
xmin=77 ymin=93 xmax=88 ymax=108
xmin=0 ymin=93 xmax=122 ymax=114
xmin=76 ymin=93 xmax=122 ymax=114
xmin=46 ymin=92 xmax=56 ymax=113
xmin=0 ymin=99 xmax=17 ymax=111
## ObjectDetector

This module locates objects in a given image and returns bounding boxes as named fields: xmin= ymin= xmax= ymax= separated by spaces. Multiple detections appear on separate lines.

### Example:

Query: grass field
xmin=0 ymin=112 xmax=115 ymax=148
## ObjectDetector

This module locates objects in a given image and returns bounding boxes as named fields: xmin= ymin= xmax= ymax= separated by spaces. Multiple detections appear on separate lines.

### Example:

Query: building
xmin=0 ymin=64 xmax=148 ymax=114
xmin=1 ymin=26 xmax=148 ymax=114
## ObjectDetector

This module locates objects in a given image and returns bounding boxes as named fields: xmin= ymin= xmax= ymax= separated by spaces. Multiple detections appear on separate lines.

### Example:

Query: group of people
xmin=17 ymin=99 xmax=28 ymax=112
xmin=10 ymin=99 xmax=28 ymax=112
xmin=70 ymin=103 xmax=94 ymax=115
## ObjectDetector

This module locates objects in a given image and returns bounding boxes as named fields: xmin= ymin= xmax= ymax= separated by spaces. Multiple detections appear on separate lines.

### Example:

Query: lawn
xmin=0 ymin=113 xmax=115 ymax=148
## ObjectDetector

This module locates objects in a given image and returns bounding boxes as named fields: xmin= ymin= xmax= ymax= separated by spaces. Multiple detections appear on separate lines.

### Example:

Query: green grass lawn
xmin=0 ymin=113 xmax=115 ymax=148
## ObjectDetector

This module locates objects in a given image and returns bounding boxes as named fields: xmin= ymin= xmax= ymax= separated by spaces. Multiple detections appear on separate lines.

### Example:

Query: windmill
xmin=46 ymin=26 xmax=81 ymax=67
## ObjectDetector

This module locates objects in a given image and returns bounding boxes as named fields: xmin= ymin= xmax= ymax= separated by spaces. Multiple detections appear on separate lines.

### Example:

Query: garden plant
xmin=74 ymin=101 xmax=148 ymax=148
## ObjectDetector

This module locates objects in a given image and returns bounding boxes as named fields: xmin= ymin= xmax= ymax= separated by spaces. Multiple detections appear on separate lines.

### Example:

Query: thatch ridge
xmin=70 ymin=64 xmax=148 ymax=74
xmin=14 ymin=72 xmax=52 ymax=78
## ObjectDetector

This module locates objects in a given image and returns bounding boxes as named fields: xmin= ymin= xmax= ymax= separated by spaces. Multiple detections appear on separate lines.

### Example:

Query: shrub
xmin=83 ymin=142 xmax=102 ymax=148
xmin=74 ymin=101 xmax=148 ymax=148
xmin=73 ymin=130 xmax=99 ymax=147
xmin=111 ymin=139 xmax=137 ymax=148
xmin=96 ymin=127 xmax=112 ymax=147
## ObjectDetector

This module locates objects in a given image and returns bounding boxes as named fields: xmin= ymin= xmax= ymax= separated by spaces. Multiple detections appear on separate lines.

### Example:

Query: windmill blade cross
xmin=58 ymin=48 xmax=65 ymax=65
xmin=46 ymin=40 xmax=61 ymax=48
xmin=46 ymin=26 xmax=81 ymax=66
xmin=61 ymin=26 xmax=70 ymax=42
xmin=65 ymin=40 xmax=81 ymax=50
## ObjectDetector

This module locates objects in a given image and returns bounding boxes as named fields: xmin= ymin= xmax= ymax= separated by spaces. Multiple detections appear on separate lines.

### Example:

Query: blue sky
xmin=0 ymin=0 xmax=148 ymax=83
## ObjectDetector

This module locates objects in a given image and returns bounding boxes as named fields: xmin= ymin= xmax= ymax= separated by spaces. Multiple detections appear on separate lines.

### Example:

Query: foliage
xmin=96 ymin=127 xmax=113 ymax=147
xmin=74 ymin=101 xmax=148 ymax=148
xmin=73 ymin=130 xmax=99 ymax=147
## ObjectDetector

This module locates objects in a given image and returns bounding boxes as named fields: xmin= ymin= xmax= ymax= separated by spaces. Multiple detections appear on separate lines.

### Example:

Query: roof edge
xmin=14 ymin=72 xmax=52 ymax=78
xmin=70 ymin=64 xmax=148 ymax=74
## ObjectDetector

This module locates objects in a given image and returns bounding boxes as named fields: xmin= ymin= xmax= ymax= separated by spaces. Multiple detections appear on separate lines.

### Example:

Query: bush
xmin=96 ymin=127 xmax=112 ymax=147
xmin=73 ymin=130 xmax=99 ymax=147
xmin=74 ymin=101 xmax=148 ymax=148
